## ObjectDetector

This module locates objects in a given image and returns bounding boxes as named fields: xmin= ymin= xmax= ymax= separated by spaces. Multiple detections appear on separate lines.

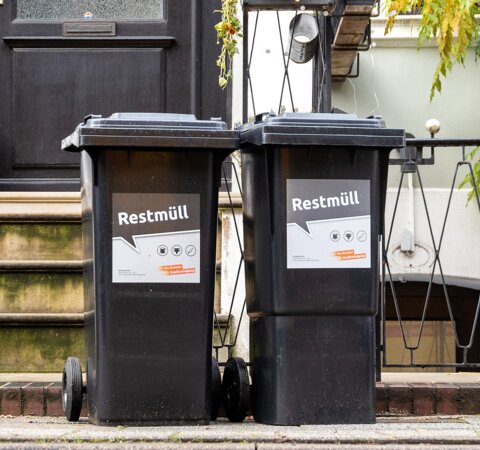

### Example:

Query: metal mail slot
xmin=62 ymin=21 xmax=116 ymax=37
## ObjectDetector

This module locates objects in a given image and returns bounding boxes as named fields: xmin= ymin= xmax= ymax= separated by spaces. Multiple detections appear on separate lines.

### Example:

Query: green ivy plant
xmin=458 ymin=147 xmax=480 ymax=205
xmin=214 ymin=0 xmax=243 ymax=89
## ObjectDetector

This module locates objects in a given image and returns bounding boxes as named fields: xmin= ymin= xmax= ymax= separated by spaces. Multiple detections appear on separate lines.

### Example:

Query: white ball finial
xmin=425 ymin=118 xmax=440 ymax=135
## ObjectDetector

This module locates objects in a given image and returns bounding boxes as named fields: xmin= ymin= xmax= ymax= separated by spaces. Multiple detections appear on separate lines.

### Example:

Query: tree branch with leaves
xmin=384 ymin=0 xmax=480 ymax=100
xmin=384 ymin=0 xmax=480 ymax=205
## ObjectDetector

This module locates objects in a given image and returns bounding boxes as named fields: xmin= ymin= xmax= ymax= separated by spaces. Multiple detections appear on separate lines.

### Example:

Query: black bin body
xmin=240 ymin=113 xmax=405 ymax=425
xmin=63 ymin=113 xmax=237 ymax=425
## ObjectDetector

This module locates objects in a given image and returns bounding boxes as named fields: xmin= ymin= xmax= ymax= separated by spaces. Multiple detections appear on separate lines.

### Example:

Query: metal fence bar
xmin=213 ymin=161 xmax=247 ymax=361
xmin=215 ymin=139 xmax=480 ymax=370
xmin=383 ymin=140 xmax=480 ymax=369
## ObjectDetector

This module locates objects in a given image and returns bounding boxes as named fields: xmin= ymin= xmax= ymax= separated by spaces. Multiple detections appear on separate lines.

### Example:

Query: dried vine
xmin=214 ymin=0 xmax=243 ymax=89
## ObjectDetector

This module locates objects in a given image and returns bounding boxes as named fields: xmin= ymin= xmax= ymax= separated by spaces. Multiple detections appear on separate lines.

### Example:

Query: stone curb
xmin=0 ymin=382 xmax=87 ymax=417
xmin=2 ymin=381 xmax=480 ymax=417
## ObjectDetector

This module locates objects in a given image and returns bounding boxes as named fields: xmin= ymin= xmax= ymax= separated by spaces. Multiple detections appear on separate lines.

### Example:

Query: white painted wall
xmin=385 ymin=187 xmax=480 ymax=290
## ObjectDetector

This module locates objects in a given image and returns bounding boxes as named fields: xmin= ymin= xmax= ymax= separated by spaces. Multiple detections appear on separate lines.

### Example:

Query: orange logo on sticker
xmin=333 ymin=249 xmax=367 ymax=261
xmin=159 ymin=264 xmax=196 ymax=275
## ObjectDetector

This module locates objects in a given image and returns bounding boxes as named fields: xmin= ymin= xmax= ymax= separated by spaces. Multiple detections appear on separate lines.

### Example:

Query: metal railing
xmin=382 ymin=137 xmax=480 ymax=370
xmin=213 ymin=160 xmax=247 ymax=364
xmin=214 ymin=138 xmax=480 ymax=371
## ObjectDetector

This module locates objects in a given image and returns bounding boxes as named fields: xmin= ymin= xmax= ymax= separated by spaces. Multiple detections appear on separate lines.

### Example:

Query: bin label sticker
xmin=112 ymin=193 xmax=200 ymax=283
xmin=287 ymin=179 xmax=371 ymax=269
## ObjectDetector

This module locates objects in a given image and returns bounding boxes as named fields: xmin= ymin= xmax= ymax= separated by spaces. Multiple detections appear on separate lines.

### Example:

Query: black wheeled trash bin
xmin=61 ymin=113 xmax=238 ymax=425
xmin=238 ymin=112 xmax=405 ymax=425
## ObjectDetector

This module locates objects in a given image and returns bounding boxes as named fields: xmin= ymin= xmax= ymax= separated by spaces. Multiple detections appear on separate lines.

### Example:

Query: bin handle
xmin=254 ymin=112 xmax=276 ymax=124
xmin=83 ymin=114 xmax=102 ymax=125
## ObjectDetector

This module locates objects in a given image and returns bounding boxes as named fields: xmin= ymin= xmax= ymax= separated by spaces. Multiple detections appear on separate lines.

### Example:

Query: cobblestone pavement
xmin=1 ymin=415 xmax=480 ymax=448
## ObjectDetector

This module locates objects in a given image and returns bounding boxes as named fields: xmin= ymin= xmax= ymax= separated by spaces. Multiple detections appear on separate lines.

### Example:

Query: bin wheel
xmin=222 ymin=356 xmax=250 ymax=422
xmin=211 ymin=357 xmax=222 ymax=420
xmin=62 ymin=357 xmax=83 ymax=422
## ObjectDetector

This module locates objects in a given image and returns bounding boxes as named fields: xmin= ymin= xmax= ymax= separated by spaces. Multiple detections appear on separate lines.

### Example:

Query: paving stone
xmin=22 ymin=384 xmax=45 ymax=416
xmin=457 ymin=383 xmax=480 ymax=415
xmin=44 ymin=384 xmax=64 ymax=417
xmin=387 ymin=384 xmax=412 ymax=415
xmin=1 ymin=378 xmax=480 ymax=420
xmin=435 ymin=383 xmax=459 ymax=415
xmin=0 ymin=383 xmax=24 ymax=416
xmin=411 ymin=383 xmax=435 ymax=416
xmin=45 ymin=382 xmax=87 ymax=418
xmin=376 ymin=382 xmax=388 ymax=415
xmin=81 ymin=392 xmax=88 ymax=418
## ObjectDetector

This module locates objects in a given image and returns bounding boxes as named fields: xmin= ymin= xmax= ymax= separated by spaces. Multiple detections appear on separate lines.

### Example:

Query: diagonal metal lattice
xmin=213 ymin=161 xmax=246 ymax=363
xmin=382 ymin=147 xmax=480 ymax=369
xmin=244 ymin=10 xmax=328 ymax=120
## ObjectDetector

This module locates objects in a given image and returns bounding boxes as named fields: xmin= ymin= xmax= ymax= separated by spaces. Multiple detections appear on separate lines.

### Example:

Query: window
xmin=16 ymin=0 xmax=164 ymax=21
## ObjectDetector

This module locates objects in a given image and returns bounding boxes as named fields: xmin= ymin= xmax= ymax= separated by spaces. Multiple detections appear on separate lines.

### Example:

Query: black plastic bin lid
xmin=238 ymin=112 xmax=405 ymax=148
xmin=62 ymin=113 xmax=239 ymax=152
xmin=242 ymin=0 xmax=336 ymax=11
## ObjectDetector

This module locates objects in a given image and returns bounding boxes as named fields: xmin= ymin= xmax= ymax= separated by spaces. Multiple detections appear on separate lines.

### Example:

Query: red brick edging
xmin=0 ymin=382 xmax=87 ymax=417
xmin=376 ymin=382 xmax=480 ymax=416
xmin=1 ymin=381 xmax=479 ymax=417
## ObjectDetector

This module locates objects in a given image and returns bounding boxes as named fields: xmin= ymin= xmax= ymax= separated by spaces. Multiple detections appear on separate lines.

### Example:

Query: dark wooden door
xmin=0 ymin=0 xmax=227 ymax=190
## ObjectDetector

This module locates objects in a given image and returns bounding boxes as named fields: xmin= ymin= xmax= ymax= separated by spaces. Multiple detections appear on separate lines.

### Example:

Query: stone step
xmin=0 ymin=192 xmax=82 ymax=261
xmin=0 ymin=312 xmax=231 ymax=373
xmin=0 ymin=223 xmax=82 ymax=261
xmin=0 ymin=261 xmax=83 ymax=314
xmin=0 ymin=326 xmax=86 ymax=373
xmin=0 ymin=258 xmax=85 ymax=372
xmin=0 ymin=192 xmax=236 ymax=373
xmin=0 ymin=193 xmax=82 ymax=373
